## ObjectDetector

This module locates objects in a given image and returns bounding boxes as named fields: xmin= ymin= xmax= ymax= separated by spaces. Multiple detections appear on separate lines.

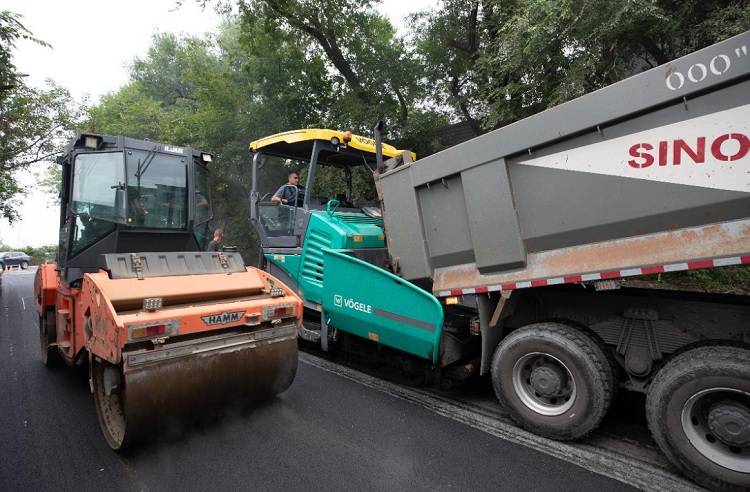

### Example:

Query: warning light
xmin=142 ymin=297 xmax=163 ymax=311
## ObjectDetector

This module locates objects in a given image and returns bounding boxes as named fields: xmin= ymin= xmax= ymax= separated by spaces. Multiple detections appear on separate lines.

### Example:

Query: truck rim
xmin=681 ymin=387 xmax=750 ymax=472
xmin=512 ymin=352 xmax=576 ymax=416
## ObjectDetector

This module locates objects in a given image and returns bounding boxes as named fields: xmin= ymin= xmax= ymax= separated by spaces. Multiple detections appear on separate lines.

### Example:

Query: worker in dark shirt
xmin=271 ymin=170 xmax=304 ymax=207
xmin=206 ymin=228 xmax=223 ymax=251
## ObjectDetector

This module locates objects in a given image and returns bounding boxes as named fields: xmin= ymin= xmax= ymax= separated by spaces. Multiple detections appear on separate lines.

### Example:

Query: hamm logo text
xmin=202 ymin=311 xmax=244 ymax=326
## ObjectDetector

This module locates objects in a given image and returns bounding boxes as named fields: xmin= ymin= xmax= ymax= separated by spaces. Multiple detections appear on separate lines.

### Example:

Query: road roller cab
xmin=35 ymin=134 xmax=301 ymax=449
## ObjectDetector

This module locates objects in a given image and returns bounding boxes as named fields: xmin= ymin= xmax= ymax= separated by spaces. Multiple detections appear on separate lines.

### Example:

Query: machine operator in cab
xmin=271 ymin=170 xmax=304 ymax=207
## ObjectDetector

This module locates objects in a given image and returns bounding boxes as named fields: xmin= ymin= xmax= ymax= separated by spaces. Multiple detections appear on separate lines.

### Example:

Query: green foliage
xmin=624 ymin=267 xmax=750 ymax=295
xmin=474 ymin=0 xmax=750 ymax=128
xmin=0 ymin=11 xmax=82 ymax=222
xmin=0 ymin=11 xmax=48 ymax=97
xmin=88 ymin=30 xmax=275 ymax=262
xmin=407 ymin=0 xmax=750 ymax=130
xmin=683 ymin=267 xmax=750 ymax=295
xmin=240 ymin=0 xmax=432 ymax=140
xmin=410 ymin=1 xmax=489 ymax=137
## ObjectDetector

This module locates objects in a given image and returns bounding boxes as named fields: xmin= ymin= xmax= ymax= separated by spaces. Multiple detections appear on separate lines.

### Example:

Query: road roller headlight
xmin=143 ymin=297 xmax=163 ymax=311
xmin=269 ymin=287 xmax=285 ymax=297
xmin=263 ymin=304 xmax=295 ymax=321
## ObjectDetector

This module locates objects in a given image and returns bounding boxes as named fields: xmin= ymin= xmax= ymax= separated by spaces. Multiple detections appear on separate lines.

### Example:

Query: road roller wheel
xmin=491 ymin=322 xmax=615 ymax=440
xmin=39 ymin=309 xmax=60 ymax=367
xmin=92 ymin=359 xmax=132 ymax=451
xmin=646 ymin=346 xmax=750 ymax=491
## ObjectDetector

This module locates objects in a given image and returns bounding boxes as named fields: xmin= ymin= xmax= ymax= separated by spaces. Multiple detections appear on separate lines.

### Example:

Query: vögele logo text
xmin=334 ymin=295 xmax=372 ymax=314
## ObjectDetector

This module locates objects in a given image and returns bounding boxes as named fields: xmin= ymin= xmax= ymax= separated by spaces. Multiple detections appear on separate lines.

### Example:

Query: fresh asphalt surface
xmin=0 ymin=269 xmax=634 ymax=491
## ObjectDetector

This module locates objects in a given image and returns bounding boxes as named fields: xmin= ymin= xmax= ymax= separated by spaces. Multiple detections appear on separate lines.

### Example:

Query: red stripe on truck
xmin=435 ymin=254 xmax=749 ymax=297
xmin=688 ymin=260 xmax=714 ymax=270
xmin=600 ymin=271 xmax=621 ymax=279
xmin=641 ymin=265 xmax=664 ymax=275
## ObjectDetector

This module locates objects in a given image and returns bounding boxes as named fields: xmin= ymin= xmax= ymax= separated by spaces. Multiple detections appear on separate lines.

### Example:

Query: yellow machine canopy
xmin=249 ymin=128 xmax=416 ymax=165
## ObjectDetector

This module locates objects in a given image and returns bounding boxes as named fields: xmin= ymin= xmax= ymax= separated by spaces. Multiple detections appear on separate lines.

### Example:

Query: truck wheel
xmin=21 ymin=261 xmax=28 ymax=269
xmin=39 ymin=309 xmax=60 ymax=367
xmin=646 ymin=346 xmax=750 ymax=491
xmin=491 ymin=322 xmax=614 ymax=440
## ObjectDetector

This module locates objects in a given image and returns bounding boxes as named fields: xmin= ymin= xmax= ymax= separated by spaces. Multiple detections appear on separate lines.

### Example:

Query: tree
xmin=88 ymin=30 xmax=285 ymax=262
xmin=410 ymin=1 xmax=496 ymax=137
xmin=0 ymin=11 xmax=47 ymax=97
xmin=408 ymin=0 xmax=750 ymax=132
xmin=237 ymin=0 xmax=436 ymax=141
xmin=0 ymin=11 xmax=82 ymax=222
xmin=474 ymin=0 xmax=750 ymax=128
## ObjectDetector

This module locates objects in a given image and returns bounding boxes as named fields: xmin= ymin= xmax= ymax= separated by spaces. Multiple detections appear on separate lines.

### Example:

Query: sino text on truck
xmin=35 ymin=134 xmax=301 ymax=450
xmin=248 ymin=31 xmax=750 ymax=490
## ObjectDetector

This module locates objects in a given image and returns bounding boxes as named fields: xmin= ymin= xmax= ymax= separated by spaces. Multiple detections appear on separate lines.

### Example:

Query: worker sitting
xmin=271 ymin=170 xmax=304 ymax=207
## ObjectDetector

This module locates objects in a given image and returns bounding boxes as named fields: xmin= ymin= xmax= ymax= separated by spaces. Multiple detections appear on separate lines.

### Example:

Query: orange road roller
xmin=34 ymin=134 xmax=300 ymax=450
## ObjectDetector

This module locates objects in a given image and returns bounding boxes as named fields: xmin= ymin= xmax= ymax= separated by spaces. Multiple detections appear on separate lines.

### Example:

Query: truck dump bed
xmin=377 ymin=31 xmax=750 ymax=296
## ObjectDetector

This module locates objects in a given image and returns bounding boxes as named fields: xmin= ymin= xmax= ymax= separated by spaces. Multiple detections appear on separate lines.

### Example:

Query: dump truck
xmin=249 ymin=31 xmax=750 ymax=490
xmin=36 ymin=134 xmax=301 ymax=450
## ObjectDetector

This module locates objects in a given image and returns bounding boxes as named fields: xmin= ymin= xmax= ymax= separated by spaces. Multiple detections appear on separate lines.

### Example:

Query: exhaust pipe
xmin=374 ymin=120 xmax=384 ymax=174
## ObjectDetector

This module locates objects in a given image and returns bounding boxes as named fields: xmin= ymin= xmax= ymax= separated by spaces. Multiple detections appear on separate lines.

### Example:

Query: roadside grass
xmin=622 ymin=266 xmax=750 ymax=295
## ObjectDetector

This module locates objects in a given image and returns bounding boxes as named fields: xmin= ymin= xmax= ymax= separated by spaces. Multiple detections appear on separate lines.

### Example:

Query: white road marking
xmin=300 ymin=352 xmax=703 ymax=492
xmin=21 ymin=297 xmax=25 ymax=311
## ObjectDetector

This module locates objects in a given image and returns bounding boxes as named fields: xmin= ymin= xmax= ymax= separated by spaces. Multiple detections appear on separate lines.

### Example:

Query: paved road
xmin=0 ymin=270 xmax=635 ymax=491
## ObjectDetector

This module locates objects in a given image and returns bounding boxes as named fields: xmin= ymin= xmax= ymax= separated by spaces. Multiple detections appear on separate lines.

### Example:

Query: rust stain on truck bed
xmin=433 ymin=219 xmax=750 ymax=293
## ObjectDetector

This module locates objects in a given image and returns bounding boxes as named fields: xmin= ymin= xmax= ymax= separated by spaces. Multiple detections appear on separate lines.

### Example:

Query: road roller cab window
xmin=71 ymin=152 xmax=126 ymax=254
xmin=193 ymin=163 xmax=213 ymax=248
xmin=125 ymin=150 xmax=188 ymax=228
xmin=58 ymin=134 xmax=220 ymax=284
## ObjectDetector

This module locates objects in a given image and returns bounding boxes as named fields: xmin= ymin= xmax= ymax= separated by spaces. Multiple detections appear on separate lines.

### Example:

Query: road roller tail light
xmin=128 ymin=319 xmax=179 ymax=341
xmin=133 ymin=324 xmax=165 ymax=338
xmin=263 ymin=304 xmax=295 ymax=321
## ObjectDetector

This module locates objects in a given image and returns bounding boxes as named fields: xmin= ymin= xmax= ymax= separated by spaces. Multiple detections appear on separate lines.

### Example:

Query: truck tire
xmin=39 ymin=309 xmax=60 ymax=367
xmin=21 ymin=261 xmax=28 ymax=269
xmin=490 ymin=322 xmax=615 ymax=440
xmin=646 ymin=346 xmax=750 ymax=491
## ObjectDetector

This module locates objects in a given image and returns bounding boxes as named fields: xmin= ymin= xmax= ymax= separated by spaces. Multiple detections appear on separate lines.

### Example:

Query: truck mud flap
xmin=321 ymin=248 xmax=443 ymax=363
